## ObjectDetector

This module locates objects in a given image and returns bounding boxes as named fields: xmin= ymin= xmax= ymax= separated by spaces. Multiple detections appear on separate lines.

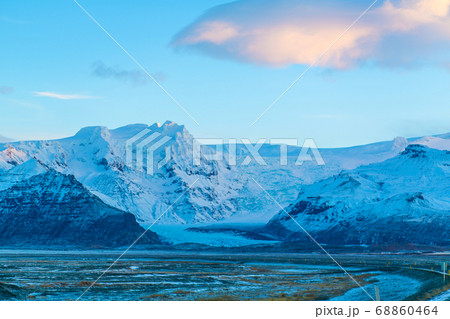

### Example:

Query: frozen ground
xmin=0 ymin=251 xmax=447 ymax=301
xmin=330 ymin=273 xmax=422 ymax=301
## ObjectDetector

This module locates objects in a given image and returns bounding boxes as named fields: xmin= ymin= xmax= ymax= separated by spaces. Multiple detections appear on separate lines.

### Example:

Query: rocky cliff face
xmin=0 ymin=166 xmax=161 ymax=248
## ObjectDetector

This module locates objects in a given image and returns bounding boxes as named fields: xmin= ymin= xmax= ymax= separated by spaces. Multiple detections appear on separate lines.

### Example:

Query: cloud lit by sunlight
xmin=172 ymin=0 xmax=450 ymax=69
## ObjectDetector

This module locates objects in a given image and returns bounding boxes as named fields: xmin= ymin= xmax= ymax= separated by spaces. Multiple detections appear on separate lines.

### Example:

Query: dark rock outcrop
xmin=0 ymin=171 xmax=161 ymax=248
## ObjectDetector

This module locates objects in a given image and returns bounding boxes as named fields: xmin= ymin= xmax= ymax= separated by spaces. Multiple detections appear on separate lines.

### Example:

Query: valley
xmin=0 ymin=251 xmax=449 ymax=301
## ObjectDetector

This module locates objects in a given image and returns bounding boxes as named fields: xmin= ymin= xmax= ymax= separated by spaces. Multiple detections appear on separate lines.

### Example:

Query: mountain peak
xmin=149 ymin=120 xmax=183 ymax=129
xmin=109 ymin=122 xmax=188 ymax=140
xmin=400 ymin=144 xmax=429 ymax=158
xmin=147 ymin=121 xmax=189 ymax=139
xmin=73 ymin=126 xmax=111 ymax=141
xmin=149 ymin=122 xmax=162 ymax=130
xmin=162 ymin=120 xmax=177 ymax=126
xmin=398 ymin=143 xmax=450 ymax=161
xmin=392 ymin=136 xmax=408 ymax=149
xmin=0 ymin=146 xmax=29 ymax=167
xmin=412 ymin=135 xmax=450 ymax=151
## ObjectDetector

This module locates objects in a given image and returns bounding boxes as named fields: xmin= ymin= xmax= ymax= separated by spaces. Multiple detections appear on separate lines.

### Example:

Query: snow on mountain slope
xmin=410 ymin=136 xmax=450 ymax=151
xmin=264 ymin=145 xmax=450 ymax=247
xmin=220 ymin=135 xmax=433 ymax=223
xmin=0 ymin=146 xmax=29 ymax=172
xmin=0 ymin=158 xmax=48 ymax=190
xmin=2 ymin=122 xmax=450 ymax=226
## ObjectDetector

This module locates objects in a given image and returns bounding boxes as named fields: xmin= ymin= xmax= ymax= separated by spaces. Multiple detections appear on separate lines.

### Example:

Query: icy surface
xmin=331 ymin=274 xmax=422 ymax=301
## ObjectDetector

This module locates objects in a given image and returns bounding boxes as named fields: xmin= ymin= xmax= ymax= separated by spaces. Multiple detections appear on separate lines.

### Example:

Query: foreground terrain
xmin=0 ymin=251 xmax=448 ymax=301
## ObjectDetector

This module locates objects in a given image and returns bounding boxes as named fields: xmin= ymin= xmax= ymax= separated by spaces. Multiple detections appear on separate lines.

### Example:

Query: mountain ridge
xmin=1 ymin=122 xmax=449 ymax=226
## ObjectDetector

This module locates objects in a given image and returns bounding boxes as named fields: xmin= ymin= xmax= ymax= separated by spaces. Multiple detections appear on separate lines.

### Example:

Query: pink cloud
xmin=172 ymin=0 xmax=450 ymax=69
xmin=179 ymin=21 xmax=239 ymax=45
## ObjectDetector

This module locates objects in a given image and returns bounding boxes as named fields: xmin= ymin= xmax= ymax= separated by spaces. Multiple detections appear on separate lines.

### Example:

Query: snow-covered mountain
xmin=4 ymin=122 xmax=241 ymax=224
xmin=1 ymin=122 xmax=449 ymax=228
xmin=0 ymin=134 xmax=12 ymax=143
xmin=0 ymin=146 xmax=29 ymax=172
xmin=0 ymin=159 xmax=161 ymax=248
xmin=263 ymin=145 xmax=450 ymax=247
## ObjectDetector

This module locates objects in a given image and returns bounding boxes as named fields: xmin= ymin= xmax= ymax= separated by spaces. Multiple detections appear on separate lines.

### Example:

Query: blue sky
xmin=1 ymin=0 xmax=449 ymax=147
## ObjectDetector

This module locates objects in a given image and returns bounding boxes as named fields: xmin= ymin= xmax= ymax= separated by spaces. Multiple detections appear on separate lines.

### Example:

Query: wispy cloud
xmin=0 ymin=86 xmax=13 ymax=95
xmin=34 ymin=92 xmax=96 ymax=100
xmin=172 ymin=0 xmax=450 ymax=69
xmin=91 ymin=61 xmax=166 ymax=86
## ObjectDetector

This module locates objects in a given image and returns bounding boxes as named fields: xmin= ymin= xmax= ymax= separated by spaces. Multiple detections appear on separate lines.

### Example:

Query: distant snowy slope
xmin=0 ymin=135 xmax=12 ymax=143
xmin=264 ymin=145 xmax=450 ymax=247
xmin=0 ymin=146 xmax=29 ymax=172
xmin=410 ymin=136 xmax=450 ymax=151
